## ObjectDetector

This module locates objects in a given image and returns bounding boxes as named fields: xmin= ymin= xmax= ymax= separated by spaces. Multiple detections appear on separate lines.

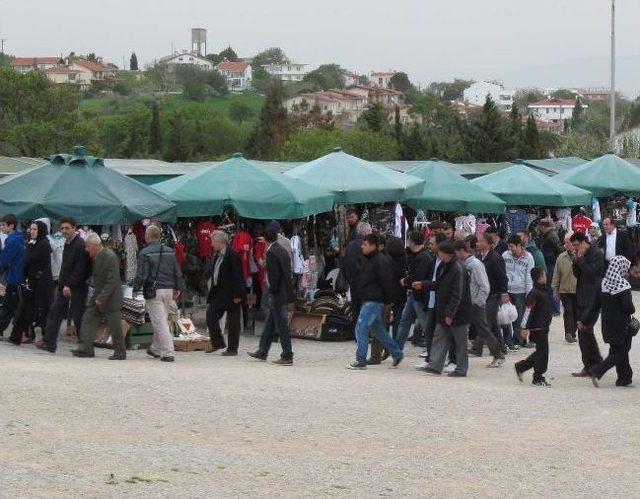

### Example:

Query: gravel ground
xmin=1 ymin=296 xmax=639 ymax=499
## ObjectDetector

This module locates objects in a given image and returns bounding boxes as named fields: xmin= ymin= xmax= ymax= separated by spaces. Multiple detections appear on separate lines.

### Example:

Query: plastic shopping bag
xmin=497 ymin=301 xmax=518 ymax=326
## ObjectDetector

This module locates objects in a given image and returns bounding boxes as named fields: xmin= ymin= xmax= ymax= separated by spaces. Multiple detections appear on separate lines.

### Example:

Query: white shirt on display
xmin=605 ymin=229 xmax=617 ymax=262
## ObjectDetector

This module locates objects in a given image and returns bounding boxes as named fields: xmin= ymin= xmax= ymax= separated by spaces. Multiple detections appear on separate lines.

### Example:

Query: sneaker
xmin=36 ymin=343 xmax=55 ymax=353
xmin=443 ymin=363 xmax=457 ymax=374
xmin=448 ymin=371 xmax=466 ymax=377
xmin=146 ymin=349 xmax=160 ymax=359
xmin=347 ymin=361 xmax=367 ymax=370
xmin=389 ymin=355 xmax=404 ymax=369
xmin=418 ymin=350 xmax=429 ymax=359
xmin=108 ymin=354 xmax=126 ymax=361
xmin=160 ymin=356 xmax=175 ymax=363
xmin=247 ymin=351 xmax=267 ymax=361
xmin=71 ymin=349 xmax=95 ymax=358
xmin=366 ymin=358 xmax=382 ymax=365
xmin=414 ymin=360 xmax=429 ymax=370
xmin=487 ymin=358 xmax=505 ymax=368
xmin=424 ymin=367 xmax=441 ymax=375
xmin=515 ymin=366 xmax=524 ymax=382
xmin=272 ymin=358 xmax=293 ymax=366
xmin=532 ymin=379 xmax=551 ymax=387
xmin=508 ymin=344 xmax=520 ymax=351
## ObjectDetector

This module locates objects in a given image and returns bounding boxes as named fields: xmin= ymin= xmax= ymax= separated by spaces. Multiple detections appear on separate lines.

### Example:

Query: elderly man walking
xmin=203 ymin=230 xmax=246 ymax=356
xmin=552 ymin=233 xmax=578 ymax=343
xmin=72 ymin=233 xmax=126 ymax=360
xmin=134 ymin=225 xmax=185 ymax=363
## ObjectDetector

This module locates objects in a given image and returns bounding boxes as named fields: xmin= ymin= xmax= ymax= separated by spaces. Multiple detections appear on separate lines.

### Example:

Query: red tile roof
xmin=217 ymin=61 xmax=250 ymax=72
xmin=73 ymin=59 xmax=114 ymax=73
xmin=44 ymin=67 xmax=77 ymax=74
xmin=529 ymin=98 xmax=576 ymax=107
xmin=11 ymin=57 xmax=60 ymax=67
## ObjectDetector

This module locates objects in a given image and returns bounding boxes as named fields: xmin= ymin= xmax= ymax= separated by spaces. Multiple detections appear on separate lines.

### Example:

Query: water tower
xmin=191 ymin=28 xmax=207 ymax=56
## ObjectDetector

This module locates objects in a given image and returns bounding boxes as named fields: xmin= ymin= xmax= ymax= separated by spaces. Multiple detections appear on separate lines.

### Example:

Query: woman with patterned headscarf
xmin=589 ymin=255 xmax=635 ymax=387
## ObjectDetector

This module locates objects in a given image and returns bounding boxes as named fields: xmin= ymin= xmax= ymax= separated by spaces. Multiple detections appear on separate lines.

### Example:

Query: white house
xmin=11 ymin=56 xmax=61 ymax=74
xmin=463 ymin=81 xmax=514 ymax=110
xmin=159 ymin=51 xmax=213 ymax=71
xmin=67 ymin=59 xmax=117 ymax=87
xmin=528 ymin=98 xmax=586 ymax=123
xmin=343 ymin=70 xmax=362 ymax=87
xmin=349 ymin=85 xmax=403 ymax=107
xmin=44 ymin=66 xmax=80 ymax=85
xmin=216 ymin=61 xmax=252 ymax=91
xmin=371 ymin=71 xmax=394 ymax=88
xmin=287 ymin=90 xmax=368 ymax=124
xmin=262 ymin=62 xmax=308 ymax=82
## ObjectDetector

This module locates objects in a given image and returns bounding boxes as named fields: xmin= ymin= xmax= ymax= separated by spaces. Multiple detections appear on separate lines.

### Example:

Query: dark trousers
xmin=258 ymin=301 xmax=293 ymax=360
xmin=515 ymin=330 xmax=549 ymax=382
xmin=0 ymin=284 xmax=20 ymax=335
xmin=578 ymin=324 xmax=603 ymax=371
xmin=206 ymin=302 xmax=241 ymax=352
xmin=560 ymin=293 xmax=578 ymax=338
xmin=77 ymin=303 xmax=126 ymax=357
xmin=545 ymin=265 xmax=561 ymax=314
xmin=479 ymin=294 xmax=507 ymax=353
xmin=589 ymin=336 xmax=633 ymax=385
xmin=424 ymin=309 xmax=436 ymax=356
xmin=470 ymin=303 xmax=503 ymax=358
xmin=43 ymin=286 xmax=88 ymax=352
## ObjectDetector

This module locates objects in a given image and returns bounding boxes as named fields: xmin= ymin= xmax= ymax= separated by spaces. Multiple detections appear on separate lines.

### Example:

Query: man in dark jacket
xmin=133 ymin=224 xmax=185 ymax=362
xmin=395 ymin=230 xmax=432 ymax=350
xmin=538 ymin=220 xmax=564 ymax=314
xmin=0 ymin=214 xmax=25 ymax=339
xmin=39 ymin=217 xmax=92 ymax=353
xmin=72 ymin=233 xmax=125 ymax=360
xmin=476 ymin=233 xmax=509 ymax=355
xmin=249 ymin=226 xmax=295 ymax=365
xmin=599 ymin=217 xmax=634 ymax=268
xmin=202 ymin=230 xmax=245 ymax=356
xmin=340 ymin=222 xmax=372 ymax=318
xmin=415 ymin=241 xmax=471 ymax=377
xmin=347 ymin=233 xmax=403 ymax=370
xmin=570 ymin=231 xmax=604 ymax=377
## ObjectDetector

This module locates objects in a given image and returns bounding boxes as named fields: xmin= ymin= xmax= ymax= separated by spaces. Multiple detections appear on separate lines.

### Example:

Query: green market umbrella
xmin=0 ymin=146 xmax=176 ymax=224
xmin=555 ymin=153 xmax=640 ymax=197
xmin=284 ymin=148 xmax=423 ymax=204
xmin=471 ymin=164 xmax=592 ymax=207
xmin=404 ymin=159 xmax=505 ymax=213
xmin=153 ymin=153 xmax=335 ymax=219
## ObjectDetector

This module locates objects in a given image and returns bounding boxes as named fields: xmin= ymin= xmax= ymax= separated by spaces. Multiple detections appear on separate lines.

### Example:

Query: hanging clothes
xmin=626 ymin=198 xmax=637 ymax=228
xmin=232 ymin=230 xmax=253 ymax=281
xmin=475 ymin=218 xmax=491 ymax=238
xmin=592 ymin=198 xmax=602 ymax=224
xmin=505 ymin=209 xmax=528 ymax=235
xmin=394 ymin=203 xmax=403 ymax=239
xmin=196 ymin=220 xmax=216 ymax=258
xmin=455 ymin=214 xmax=476 ymax=238
xmin=290 ymin=235 xmax=305 ymax=275
xmin=174 ymin=241 xmax=186 ymax=267
xmin=253 ymin=236 xmax=266 ymax=285
xmin=555 ymin=208 xmax=572 ymax=232
xmin=124 ymin=231 xmax=138 ymax=283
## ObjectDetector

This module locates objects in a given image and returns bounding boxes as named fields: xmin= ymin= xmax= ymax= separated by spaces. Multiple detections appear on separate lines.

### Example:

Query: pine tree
xmin=129 ymin=52 xmax=139 ymax=71
xmin=149 ymin=100 xmax=162 ymax=155
xmin=572 ymin=97 xmax=584 ymax=130
xmin=507 ymin=104 xmax=523 ymax=157
xmin=522 ymin=115 xmax=545 ymax=159
xmin=468 ymin=96 xmax=511 ymax=162
xmin=394 ymin=105 xmax=403 ymax=143
xmin=164 ymin=110 xmax=190 ymax=162
xmin=359 ymin=102 xmax=389 ymax=133
xmin=247 ymin=80 xmax=291 ymax=160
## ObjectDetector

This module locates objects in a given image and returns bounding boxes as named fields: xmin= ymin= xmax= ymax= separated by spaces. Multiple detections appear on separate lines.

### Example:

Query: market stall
xmin=555 ymin=153 xmax=640 ymax=197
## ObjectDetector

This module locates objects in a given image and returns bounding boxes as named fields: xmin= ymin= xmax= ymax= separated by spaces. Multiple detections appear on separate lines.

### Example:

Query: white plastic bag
xmin=497 ymin=302 xmax=518 ymax=326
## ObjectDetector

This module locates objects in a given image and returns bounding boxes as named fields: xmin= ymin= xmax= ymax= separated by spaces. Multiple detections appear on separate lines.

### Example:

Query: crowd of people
xmin=0 ymin=209 xmax=636 ymax=388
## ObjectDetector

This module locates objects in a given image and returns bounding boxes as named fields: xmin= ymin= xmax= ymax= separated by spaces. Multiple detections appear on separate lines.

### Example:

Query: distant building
xmin=451 ymin=98 xmax=482 ymax=118
xmin=463 ymin=81 xmax=514 ymax=110
xmin=528 ymin=98 xmax=586 ymax=125
xmin=349 ymin=85 xmax=403 ymax=107
xmin=216 ymin=61 xmax=252 ymax=91
xmin=262 ymin=62 xmax=308 ymax=82
xmin=67 ymin=59 xmax=117 ymax=87
xmin=573 ymin=87 xmax=610 ymax=101
xmin=159 ymin=51 xmax=214 ymax=71
xmin=44 ymin=66 xmax=80 ymax=85
xmin=287 ymin=89 xmax=368 ymax=124
xmin=371 ymin=71 xmax=394 ymax=88
xmin=11 ymin=56 xmax=61 ymax=74
xmin=343 ymin=70 xmax=364 ymax=87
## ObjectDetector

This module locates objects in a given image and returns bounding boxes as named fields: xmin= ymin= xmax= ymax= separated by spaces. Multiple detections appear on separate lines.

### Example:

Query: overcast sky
xmin=2 ymin=0 xmax=639 ymax=96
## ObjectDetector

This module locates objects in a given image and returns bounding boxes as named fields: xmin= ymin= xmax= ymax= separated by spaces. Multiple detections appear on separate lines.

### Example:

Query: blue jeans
xmin=395 ymin=294 xmax=430 ymax=350
xmin=355 ymin=302 xmax=402 ymax=364
xmin=258 ymin=301 xmax=293 ymax=360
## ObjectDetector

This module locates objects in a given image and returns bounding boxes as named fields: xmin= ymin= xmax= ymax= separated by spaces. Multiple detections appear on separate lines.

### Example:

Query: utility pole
xmin=610 ymin=0 xmax=616 ymax=147
xmin=0 ymin=38 xmax=7 ymax=54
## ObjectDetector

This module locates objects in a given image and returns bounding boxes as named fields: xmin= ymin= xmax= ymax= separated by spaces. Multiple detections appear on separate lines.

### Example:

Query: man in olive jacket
xmin=72 ymin=233 xmax=126 ymax=360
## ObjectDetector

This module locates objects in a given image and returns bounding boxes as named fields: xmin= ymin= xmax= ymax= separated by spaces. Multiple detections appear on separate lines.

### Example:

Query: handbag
xmin=628 ymin=316 xmax=640 ymax=337
xmin=143 ymin=245 xmax=164 ymax=300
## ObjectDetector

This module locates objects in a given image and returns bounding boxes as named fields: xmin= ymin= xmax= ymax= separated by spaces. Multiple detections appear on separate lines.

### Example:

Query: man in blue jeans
xmin=348 ymin=233 xmax=403 ymax=370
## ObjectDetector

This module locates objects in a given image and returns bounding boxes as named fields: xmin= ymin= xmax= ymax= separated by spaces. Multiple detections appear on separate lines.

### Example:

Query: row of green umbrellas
xmin=1 ymin=146 xmax=639 ymax=224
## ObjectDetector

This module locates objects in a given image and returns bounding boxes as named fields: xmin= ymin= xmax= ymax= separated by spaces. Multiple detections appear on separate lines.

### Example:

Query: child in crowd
xmin=515 ymin=267 xmax=553 ymax=387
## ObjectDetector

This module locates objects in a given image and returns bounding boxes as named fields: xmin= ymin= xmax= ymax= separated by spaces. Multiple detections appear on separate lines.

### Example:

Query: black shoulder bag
xmin=143 ymin=245 xmax=164 ymax=300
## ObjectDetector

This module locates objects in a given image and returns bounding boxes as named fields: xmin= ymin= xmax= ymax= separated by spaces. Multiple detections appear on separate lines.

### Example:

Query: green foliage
xmin=173 ymin=65 xmax=228 ymax=101
xmin=0 ymin=53 xmax=11 ymax=67
xmin=427 ymin=79 xmax=473 ymax=101
xmin=551 ymin=88 xmax=578 ymax=99
xmin=466 ymin=96 xmax=513 ymax=162
xmin=303 ymin=64 xmax=345 ymax=90
xmin=251 ymin=47 xmax=289 ymax=91
xmin=571 ymin=98 xmax=585 ymax=130
xmin=247 ymin=80 xmax=291 ymax=160
xmin=205 ymin=53 xmax=222 ymax=65
xmin=164 ymin=110 xmax=190 ymax=162
xmin=130 ymin=52 xmax=138 ymax=71
xmin=228 ymin=101 xmax=255 ymax=124
xmin=358 ymin=102 xmax=389 ymax=133
xmin=623 ymin=98 xmax=640 ymax=130
xmin=219 ymin=46 xmax=238 ymax=62
xmin=281 ymin=128 xmax=399 ymax=161
xmin=521 ymin=115 xmax=546 ymax=159
xmin=389 ymin=72 xmax=413 ymax=92
xmin=513 ymin=88 xmax=545 ymax=112
xmin=149 ymin=100 xmax=162 ymax=154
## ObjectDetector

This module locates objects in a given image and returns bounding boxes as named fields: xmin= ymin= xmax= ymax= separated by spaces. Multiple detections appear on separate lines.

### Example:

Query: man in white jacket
xmin=502 ymin=234 xmax=535 ymax=349
xmin=454 ymin=240 xmax=505 ymax=368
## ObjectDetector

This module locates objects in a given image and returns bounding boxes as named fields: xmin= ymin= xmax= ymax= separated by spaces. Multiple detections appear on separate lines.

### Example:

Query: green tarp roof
xmin=0 ymin=147 xmax=176 ymax=224
xmin=556 ymin=154 xmax=640 ymax=197
xmin=471 ymin=164 xmax=592 ymax=207
xmin=523 ymin=157 xmax=586 ymax=174
xmin=284 ymin=148 xmax=423 ymax=204
xmin=404 ymin=159 xmax=505 ymax=213
xmin=153 ymin=154 xmax=335 ymax=219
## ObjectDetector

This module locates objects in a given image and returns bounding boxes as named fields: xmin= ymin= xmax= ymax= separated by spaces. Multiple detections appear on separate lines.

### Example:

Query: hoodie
xmin=1 ymin=231 xmax=25 ymax=286
xmin=503 ymin=249 xmax=534 ymax=295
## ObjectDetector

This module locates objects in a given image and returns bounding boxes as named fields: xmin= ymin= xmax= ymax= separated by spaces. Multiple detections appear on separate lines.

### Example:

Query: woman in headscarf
xmin=588 ymin=255 xmax=635 ymax=387
xmin=587 ymin=223 xmax=602 ymax=246
xmin=9 ymin=220 xmax=53 ymax=344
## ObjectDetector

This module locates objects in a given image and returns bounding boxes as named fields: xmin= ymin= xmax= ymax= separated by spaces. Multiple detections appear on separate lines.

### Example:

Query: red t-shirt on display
xmin=572 ymin=215 xmax=592 ymax=234
xmin=197 ymin=221 xmax=216 ymax=258
xmin=232 ymin=231 xmax=253 ymax=280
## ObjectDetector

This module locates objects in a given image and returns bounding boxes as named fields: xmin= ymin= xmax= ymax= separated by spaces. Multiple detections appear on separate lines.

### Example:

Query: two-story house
xmin=262 ymin=62 xmax=308 ymax=82
xmin=67 ymin=59 xmax=117 ymax=88
xmin=159 ymin=51 xmax=214 ymax=71
xmin=370 ymin=71 xmax=394 ymax=88
xmin=463 ymin=81 xmax=514 ymax=111
xmin=528 ymin=98 xmax=586 ymax=126
xmin=11 ymin=57 xmax=61 ymax=74
xmin=216 ymin=61 xmax=252 ymax=91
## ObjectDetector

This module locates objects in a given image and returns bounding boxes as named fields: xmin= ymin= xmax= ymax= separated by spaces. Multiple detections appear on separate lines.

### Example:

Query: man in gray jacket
xmin=454 ymin=240 xmax=504 ymax=368
xmin=133 ymin=225 xmax=185 ymax=363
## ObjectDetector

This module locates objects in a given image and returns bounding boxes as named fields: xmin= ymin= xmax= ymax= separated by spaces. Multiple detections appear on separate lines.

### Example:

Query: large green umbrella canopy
xmin=555 ymin=153 xmax=640 ymax=196
xmin=153 ymin=153 xmax=335 ymax=219
xmin=284 ymin=148 xmax=423 ymax=204
xmin=404 ymin=159 xmax=505 ymax=213
xmin=471 ymin=164 xmax=592 ymax=207
xmin=0 ymin=146 xmax=176 ymax=223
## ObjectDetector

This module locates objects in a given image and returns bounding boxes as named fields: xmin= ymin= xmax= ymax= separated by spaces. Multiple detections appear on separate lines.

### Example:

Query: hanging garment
xmin=555 ymin=208 xmax=572 ymax=232
xmin=124 ymin=232 xmax=139 ymax=283
xmin=196 ymin=220 xmax=216 ymax=258
xmin=174 ymin=241 xmax=186 ymax=267
xmin=626 ymin=199 xmax=638 ymax=228
xmin=505 ymin=209 xmax=528 ymax=235
xmin=592 ymin=198 xmax=602 ymax=224
xmin=290 ymin=235 xmax=305 ymax=274
xmin=394 ymin=203 xmax=403 ymax=238
xmin=253 ymin=237 xmax=266 ymax=284
xmin=455 ymin=214 xmax=476 ymax=238
xmin=232 ymin=231 xmax=253 ymax=280
xmin=48 ymin=232 xmax=65 ymax=281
